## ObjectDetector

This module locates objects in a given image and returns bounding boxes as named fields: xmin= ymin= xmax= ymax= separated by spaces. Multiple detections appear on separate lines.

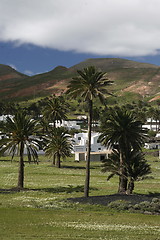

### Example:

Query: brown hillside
xmin=0 ymin=59 xmax=160 ymax=101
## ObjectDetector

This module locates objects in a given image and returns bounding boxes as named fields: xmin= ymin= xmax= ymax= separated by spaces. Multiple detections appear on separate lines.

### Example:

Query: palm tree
xmin=125 ymin=150 xmax=151 ymax=194
xmin=42 ymin=95 xmax=68 ymax=128
xmin=101 ymin=149 xmax=151 ymax=194
xmin=92 ymin=107 xmax=101 ymax=131
xmin=27 ymin=102 xmax=41 ymax=119
xmin=99 ymin=107 xmax=147 ymax=193
xmin=41 ymin=95 xmax=69 ymax=165
xmin=147 ymin=107 xmax=155 ymax=131
xmin=101 ymin=149 xmax=122 ymax=181
xmin=67 ymin=66 xmax=113 ymax=197
xmin=153 ymin=109 xmax=160 ymax=131
xmin=44 ymin=127 xmax=73 ymax=168
xmin=0 ymin=110 xmax=41 ymax=189
xmin=132 ymin=108 xmax=147 ymax=123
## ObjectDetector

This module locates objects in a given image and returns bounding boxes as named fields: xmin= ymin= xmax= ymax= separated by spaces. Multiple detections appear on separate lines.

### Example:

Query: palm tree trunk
xmin=118 ymin=151 xmax=127 ymax=193
xmin=127 ymin=179 xmax=134 ymax=194
xmin=52 ymin=154 xmax=56 ymax=165
xmin=56 ymin=152 xmax=61 ymax=168
xmin=18 ymin=142 xmax=24 ymax=189
xmin=84 ymin=99 xmax=92 ymax=197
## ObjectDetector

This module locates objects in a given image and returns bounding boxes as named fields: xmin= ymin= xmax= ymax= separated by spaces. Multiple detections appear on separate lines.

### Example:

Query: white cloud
xmin=24 ymin=70 xmax=34 ymax=76
xmin=9 ymin=64 xmax=17 ymax=70
xmin=0 ymin=0 xmax=160 ymax=56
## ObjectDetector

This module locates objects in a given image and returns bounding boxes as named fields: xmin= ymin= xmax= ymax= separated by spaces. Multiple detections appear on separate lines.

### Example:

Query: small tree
xmin=0 ymin=110 xmax=41 ymax=189
xmin=44 ymin=127 xmax=73 ymax=168
xmin=42 ymin=95 xmax=68 ymax=128
xmin=125 ymin=150 xmax=151 ymax=194
xmin=101 ymin=149 xmax=151 ymax=194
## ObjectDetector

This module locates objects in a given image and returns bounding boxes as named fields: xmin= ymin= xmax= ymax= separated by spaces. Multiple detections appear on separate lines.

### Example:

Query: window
xmin=78 ymin=137 xmax=81 ymax=140
xmin=100 ymin=155 xmax=105 ymax=161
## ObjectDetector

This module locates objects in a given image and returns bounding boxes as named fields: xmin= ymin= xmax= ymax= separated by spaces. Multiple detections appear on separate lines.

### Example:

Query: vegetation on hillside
xmin=0 ymin=58 xmax=160 ymax=102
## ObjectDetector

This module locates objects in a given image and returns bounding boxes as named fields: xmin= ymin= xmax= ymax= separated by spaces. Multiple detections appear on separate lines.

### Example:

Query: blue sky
xmin=1 ymin=0 xmax=160 ymax=75
xmin=1 ymin=42 xmax=160 ymax=76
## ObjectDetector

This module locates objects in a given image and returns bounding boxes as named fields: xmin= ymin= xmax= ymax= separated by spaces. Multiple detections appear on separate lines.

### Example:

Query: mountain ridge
xmin=0 ymin=58 xmax=160 ymax=102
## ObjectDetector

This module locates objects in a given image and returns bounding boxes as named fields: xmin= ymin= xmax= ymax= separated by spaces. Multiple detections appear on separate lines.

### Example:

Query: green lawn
xmin=0 ymin=155 xmax=160 ymax=240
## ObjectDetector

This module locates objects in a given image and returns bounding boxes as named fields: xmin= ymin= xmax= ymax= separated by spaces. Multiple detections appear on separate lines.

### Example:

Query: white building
xmin=0 ymin=115 xmax=13 ymax=122
xmin=73 ymin=132 xmax=111 ymax=161
xmin=144 ymin=142 xmax=160 ymax=150
xmin=143 ymin=118 xmax=160 ymax=131
xmin=156 ymin=133 xmax=160 ymax=138
xmin=55 ymin=120 xmax=81 ymax=130
xmin=144 ymin=132 xmax=160 ymax=150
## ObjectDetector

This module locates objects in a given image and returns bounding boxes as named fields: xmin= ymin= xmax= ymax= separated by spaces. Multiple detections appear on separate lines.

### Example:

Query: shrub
xmin=107 ymin=198 xmax=160 ymax=214
xmin=107 ymin=200 xmax=131 ymax=211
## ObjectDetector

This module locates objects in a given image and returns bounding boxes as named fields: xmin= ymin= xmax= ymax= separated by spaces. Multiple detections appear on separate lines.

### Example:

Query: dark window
xmin=100 ymin=155 xmax=105 ymax=161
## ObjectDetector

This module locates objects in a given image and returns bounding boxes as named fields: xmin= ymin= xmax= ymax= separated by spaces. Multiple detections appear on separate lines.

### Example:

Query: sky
xmin=1 ymin=0 xmax=160 ymax=75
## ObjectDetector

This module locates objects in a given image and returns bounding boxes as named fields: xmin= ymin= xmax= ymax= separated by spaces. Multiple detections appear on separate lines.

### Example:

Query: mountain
xmin=0 ymin=58 xmax=160 ymax=102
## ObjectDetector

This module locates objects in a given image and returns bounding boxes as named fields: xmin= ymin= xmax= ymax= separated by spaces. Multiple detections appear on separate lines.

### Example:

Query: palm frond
xmin=67 ymin=66 xmax=113 ymax=103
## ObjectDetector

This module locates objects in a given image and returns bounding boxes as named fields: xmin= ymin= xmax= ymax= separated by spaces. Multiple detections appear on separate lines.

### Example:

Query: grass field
xmin=0 ymin=154 xmax=160 ymax=240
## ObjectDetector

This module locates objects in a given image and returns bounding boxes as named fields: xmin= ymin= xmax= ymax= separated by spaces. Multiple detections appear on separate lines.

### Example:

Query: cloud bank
xmin=0 ymin=0 xmax=160 ymax=56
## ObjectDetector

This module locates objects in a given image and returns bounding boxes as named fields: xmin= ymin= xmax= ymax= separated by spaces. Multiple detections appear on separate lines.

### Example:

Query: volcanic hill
xmin=0 ymin=58 xmax=160 ymax=102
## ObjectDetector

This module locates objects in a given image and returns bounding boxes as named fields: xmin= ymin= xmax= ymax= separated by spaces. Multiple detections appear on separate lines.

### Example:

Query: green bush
xmin=107 ymin=200 xmax=131 ymax=211
xmin=107 ymin=198 xmax=160 ymax=214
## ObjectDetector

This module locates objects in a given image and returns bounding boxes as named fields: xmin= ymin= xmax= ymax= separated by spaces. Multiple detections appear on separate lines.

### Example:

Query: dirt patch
xmin=9 ymin=79 xmax=68 ymax=98
xmin=46 ymin=79 xmax=69 ymax=91
xmin=123 ymin=80 xmax=151 ymax=96
xmin=0 ymin=88 xmax=12 ymax=93
xmin=0 ymin=73 xmax=21 ymax=81
xmin=149 ymin=95 xmax=160 ymax=102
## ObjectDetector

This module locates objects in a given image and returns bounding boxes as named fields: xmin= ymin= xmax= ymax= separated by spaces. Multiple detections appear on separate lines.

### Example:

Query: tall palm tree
xmin=42 ymin=95 xmax=68 ymax=128
xmin=44 ymin=127 xmax=73 ymax=168
xmin=92 ymin=107 xmax=101 ymax=131
xmin=0 ymin=110 xmax=41 ymax=189
xmin=67 ymin=66 xmax=113 ymax=197
xmin=99 ymin=107 xmax=147 ymax=193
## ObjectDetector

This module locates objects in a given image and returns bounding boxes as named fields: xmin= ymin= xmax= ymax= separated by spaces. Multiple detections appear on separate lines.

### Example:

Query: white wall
xmin=56 ymin=120 xmax=81 ymax=130
xmin=73 ymin=132 xmax=108 ymax=153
